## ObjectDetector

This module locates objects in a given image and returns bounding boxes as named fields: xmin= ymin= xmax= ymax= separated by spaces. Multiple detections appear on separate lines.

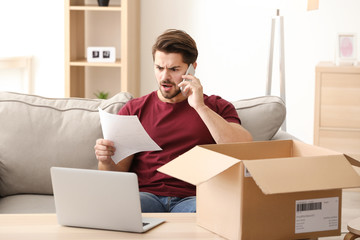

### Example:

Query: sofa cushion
xmin=0 ymin=194 xmax=55 ymax=213
xmin=0 ymin=92 xmax=132 ymax=197
xmin=232 ymin=96 xmax=286 ymax=141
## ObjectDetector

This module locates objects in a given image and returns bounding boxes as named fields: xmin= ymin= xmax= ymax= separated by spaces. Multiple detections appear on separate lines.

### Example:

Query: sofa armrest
xmin=271 ymin=130 xmax=299 ymax=141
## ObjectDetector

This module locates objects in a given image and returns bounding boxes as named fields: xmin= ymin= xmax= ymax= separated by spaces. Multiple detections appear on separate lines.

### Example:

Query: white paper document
xmin=98 ymin=108 xmax=162 ymax=164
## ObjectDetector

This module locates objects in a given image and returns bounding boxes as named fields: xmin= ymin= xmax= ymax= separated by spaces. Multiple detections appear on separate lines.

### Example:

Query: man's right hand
xmin=94 ymin=138 xmax=116 ymax=166
xmin=94 ymin=139 xmax=134 ymax=172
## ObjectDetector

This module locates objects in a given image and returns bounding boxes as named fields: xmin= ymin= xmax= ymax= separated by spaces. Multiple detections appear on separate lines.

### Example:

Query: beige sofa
xmin=0 ymin=91 xmax=292 ymax=213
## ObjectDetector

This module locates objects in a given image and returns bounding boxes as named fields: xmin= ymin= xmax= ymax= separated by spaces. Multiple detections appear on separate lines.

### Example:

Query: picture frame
xmin=87 ymin=47 xmax=116 ymax=63
xmin=335 ymin=33 xmax=357 ymax=65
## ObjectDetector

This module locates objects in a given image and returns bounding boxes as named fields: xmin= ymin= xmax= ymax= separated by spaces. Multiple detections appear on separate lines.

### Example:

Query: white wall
xmin=282 ymin=0 xmax=360 ymax=144
xmin=141 ymin=0 xmax=277 ymax=99
xmin=0 ymin=0 xmax=64 ymax=97
xmin=0 ymin=0 xmax=359 ymax=144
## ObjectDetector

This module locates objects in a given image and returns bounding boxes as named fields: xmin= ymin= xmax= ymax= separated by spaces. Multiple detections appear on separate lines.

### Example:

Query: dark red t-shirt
xmin=118 ymin=91 xmax=241 ymax=198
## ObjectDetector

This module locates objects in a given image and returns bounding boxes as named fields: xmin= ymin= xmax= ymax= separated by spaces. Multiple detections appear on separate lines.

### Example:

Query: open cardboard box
xmin=158 ymin=140 xmax=360 ymax=240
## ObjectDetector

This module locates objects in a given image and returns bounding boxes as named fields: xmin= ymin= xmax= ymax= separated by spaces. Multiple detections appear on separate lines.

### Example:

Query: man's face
xmin=154 ymin=51 xmax=188 ymax=102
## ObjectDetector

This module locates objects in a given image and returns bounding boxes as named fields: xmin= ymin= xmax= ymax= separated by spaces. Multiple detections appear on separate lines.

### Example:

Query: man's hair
xmin=152 ymin=29 xmax=198 ymax=65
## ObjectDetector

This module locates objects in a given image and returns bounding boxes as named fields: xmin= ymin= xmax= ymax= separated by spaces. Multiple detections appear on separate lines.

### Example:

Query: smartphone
xmin=180 ymin=64 xmax=195 ymax=95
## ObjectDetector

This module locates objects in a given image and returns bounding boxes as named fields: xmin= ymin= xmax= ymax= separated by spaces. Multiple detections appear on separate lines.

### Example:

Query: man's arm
xmin=195 ymin=105 xmax=252 ymax=143
xmin=179 ymin=74 xmax=253 ymax=144
xmin=94 ymin=139 xmax=134 ymax=172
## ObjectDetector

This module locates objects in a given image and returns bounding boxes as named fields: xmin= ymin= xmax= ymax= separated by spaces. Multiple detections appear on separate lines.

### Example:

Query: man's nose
xmin=161 ymin=69 xmax=171 ymax=80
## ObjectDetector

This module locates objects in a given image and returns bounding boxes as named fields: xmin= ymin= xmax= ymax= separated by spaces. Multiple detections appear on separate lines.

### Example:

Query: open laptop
xmin=50 ymin=167 xmax=165 ymax=232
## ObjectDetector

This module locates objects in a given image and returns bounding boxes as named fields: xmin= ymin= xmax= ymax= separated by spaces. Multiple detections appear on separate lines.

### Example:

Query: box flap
xmin=243 ymin=155 xmax=360 ymax=195
xmin=292 ymin=140 xmax=341 ymax=157
xmin=158 ymin=146 xmax=240 ymax=185
xmin=345 ymin=154 xmax=360 ymax=168
xmin=199 ymin=140 xmax=294 ymax=160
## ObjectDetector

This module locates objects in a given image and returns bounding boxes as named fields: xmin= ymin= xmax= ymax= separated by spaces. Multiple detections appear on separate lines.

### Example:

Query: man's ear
xmin=192 ymin=62 xmax=197 ymax=70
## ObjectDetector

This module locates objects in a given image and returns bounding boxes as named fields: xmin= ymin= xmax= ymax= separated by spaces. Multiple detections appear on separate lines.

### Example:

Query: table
xmin=0 ymin=212 xmax=357 ymax=240
xmin=344 ymin=217 xmax=360 ymax=240
xmin=0 ymin=213 xmax=224 ymax=240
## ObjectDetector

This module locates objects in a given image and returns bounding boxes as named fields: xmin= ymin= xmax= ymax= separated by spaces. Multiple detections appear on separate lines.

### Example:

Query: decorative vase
xmin=97 ymin=0 xmax=109 ymax=6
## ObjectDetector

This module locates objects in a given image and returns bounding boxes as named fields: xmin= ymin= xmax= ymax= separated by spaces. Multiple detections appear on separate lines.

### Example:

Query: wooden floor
xmin=319 ymin=190 xmax=360 ymax=239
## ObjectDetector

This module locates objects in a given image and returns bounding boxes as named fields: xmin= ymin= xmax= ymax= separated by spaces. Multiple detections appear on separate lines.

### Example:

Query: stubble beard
xmin=159 ymin=80 xmax=182 ymax=99
xmin=160 ymin=88 xmax=182 ymax=99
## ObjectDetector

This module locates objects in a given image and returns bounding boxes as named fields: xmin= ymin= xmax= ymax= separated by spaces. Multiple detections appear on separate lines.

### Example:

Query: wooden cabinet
xmin=64 ymin=0 xmax=139 ymax=98
xmin=314 ymin=62 xmax=360 ymax=154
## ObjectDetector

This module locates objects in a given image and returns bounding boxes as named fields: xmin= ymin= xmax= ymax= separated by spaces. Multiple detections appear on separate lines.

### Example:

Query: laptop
xmin=50 ymin=167 xmax=165 ymax=232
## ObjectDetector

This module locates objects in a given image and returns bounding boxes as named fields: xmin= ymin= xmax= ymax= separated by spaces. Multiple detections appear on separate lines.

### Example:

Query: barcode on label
xmin=296 ymin=202 xmax=322 ymax=212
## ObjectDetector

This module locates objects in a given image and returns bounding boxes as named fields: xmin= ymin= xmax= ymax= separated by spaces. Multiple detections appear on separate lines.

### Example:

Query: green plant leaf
xmin=94 ymin=91 xmax=109 ymax=99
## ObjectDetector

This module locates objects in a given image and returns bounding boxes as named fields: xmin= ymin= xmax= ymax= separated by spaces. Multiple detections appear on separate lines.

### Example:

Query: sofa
xmin=0 ymin=91 xmax=293 ymax=214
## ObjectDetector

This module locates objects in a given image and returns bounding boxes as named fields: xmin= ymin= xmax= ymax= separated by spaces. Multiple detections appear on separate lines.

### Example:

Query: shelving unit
xmin=64 ymin=0 xmax=139 ymax=98
xmin=314 ymin=62 xmax=360 ymax=154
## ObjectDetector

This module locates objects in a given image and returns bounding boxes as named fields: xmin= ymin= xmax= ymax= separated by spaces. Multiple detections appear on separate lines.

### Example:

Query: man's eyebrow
xmin=155 ymin=64 xmax=181 ymax=69
xmin=169 ymin=65 xmax=181 ymax=69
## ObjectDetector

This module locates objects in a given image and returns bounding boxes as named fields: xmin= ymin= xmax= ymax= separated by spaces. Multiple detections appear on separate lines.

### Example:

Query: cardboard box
xmin=158 ymin=140 xmax=360 ymax=240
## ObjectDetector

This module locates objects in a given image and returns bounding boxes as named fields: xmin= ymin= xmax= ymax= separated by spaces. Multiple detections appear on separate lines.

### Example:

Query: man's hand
xmin=178 ymin=74 xmax=205 ymax=110
xmin=94 ymin=138 xmax=134 ymax=172
xmin=94 ymin=138 xmax=116 ymax=166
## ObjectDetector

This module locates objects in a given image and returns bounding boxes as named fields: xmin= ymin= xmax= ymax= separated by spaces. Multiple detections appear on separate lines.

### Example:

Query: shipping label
xmin=295 ymin=197 xmax=339 ymax=233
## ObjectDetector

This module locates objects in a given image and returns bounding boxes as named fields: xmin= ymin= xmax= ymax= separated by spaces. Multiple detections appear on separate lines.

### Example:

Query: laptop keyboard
xmin=143 ymin=222 xmax=150 ymax=227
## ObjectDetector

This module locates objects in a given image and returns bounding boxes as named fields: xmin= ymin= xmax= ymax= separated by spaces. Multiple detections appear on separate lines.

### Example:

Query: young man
xmin=94 ymin=29 xmax=252 ymax=213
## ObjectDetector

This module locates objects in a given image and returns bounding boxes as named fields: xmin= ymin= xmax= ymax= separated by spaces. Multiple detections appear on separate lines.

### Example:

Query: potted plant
xmin=94 ymin=91 xmax=109 ymax=99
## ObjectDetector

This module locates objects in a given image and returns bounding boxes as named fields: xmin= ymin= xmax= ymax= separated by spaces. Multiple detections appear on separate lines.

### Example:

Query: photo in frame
xmin=87 ymin=47 xmax=116 ymax=63
xmin=335 ymin=33 xmax=357 ymax=65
